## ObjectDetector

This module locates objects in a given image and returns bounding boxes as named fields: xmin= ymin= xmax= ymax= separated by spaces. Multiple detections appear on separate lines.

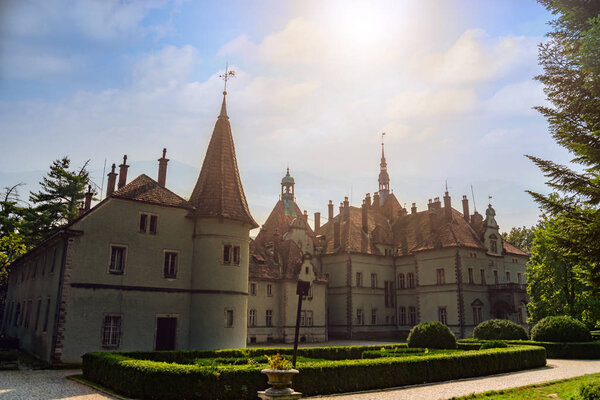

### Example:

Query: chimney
xmin=362 ymin=199 xmax=368 ymax=234
xmin=411 ymin=202 xmax=417 ymax=214
xmin=372 ymin=192 xmax=380 ymax=210
xmin=462 ymin=195 xmax=470 ymax=222
xmin=365 ymin=193 xmax=371 ymax=207
xmin=118 ymin=155 xmax=129 ymax=189
xmin=157 ymin=148 xmax=169 ymax=187
xmin=328 ymin=200 xmax=334 ymax=221
xmin=343 ymin=196 xmax=349 ymax=219
xmin=106 ymin=164 xmax=117 ymax=196
xmin=427 ymin=198 xmax=433 ymax=211
xmin=433 ymin=197 xmax=441 ymax=210
xmin=339 ymin=202 xmax=343 ymax=216
xmin=429 ymin=211 xmax=438 ymax=232
xmin=333 ymin=220 xmax=341 ymax=249
xmin=443 ymin=191 xmax=452 ymax=220
xmin=84 ymin=185 xmax=93 ymax=211
xmin=304 ymin=210 xmax=308 ymax=222
xmin=314 ymin=212 xmax=321 ymax=232
xmin=78 ymin=202 xmax=85 ymax=217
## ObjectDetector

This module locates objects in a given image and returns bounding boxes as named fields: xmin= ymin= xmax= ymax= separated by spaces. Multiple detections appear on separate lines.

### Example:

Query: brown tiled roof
xmin=503 ymin=241 xmax=529 ymax=256
xmin=255 ymin=200 xmax=305 ymax=247
xmin=111 ymin=174 xmax=191 ymax=209
xmin=381 ymin=193 xmax=402 ymax=220
xmin=188 ymin=94 xmax=258 ymax=228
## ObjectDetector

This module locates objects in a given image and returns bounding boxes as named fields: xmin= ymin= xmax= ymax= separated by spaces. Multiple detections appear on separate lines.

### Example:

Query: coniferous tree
xmin=527 ymin=0 xmax=600 ymax=291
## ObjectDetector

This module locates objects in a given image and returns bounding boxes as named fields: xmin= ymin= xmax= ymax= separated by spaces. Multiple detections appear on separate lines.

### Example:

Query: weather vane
xmin=488 ymin=195 xmax=493 ymax=204
xmin=219 ymin=62 xmax=236 ymax=93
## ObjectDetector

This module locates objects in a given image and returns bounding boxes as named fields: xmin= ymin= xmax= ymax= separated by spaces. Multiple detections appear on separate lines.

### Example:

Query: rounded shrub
xmin=531 ymin=316 xmax=591 ymax=342
xmin=473 ymin=319 xmax=528 ymax=340
xmin=407 ymin=321 xmax=456 ymax=349
xmin=479 ymin=340 xmax=508 ymax=350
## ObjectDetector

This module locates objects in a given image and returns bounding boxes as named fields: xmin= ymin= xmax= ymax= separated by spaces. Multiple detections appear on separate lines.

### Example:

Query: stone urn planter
xmin=257 ymin=368 xmax=302 ymax=400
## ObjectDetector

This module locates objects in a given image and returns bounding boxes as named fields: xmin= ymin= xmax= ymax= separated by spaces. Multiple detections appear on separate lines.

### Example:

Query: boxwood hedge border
xmin=82 ymin=345 xmax=546 ymax=400
xmin=458 ymin=339 xmax=600 ymax=359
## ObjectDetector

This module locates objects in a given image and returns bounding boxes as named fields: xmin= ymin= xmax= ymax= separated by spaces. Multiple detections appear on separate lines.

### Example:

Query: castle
xmin=1 ymin=91 xmax=528 ymax=364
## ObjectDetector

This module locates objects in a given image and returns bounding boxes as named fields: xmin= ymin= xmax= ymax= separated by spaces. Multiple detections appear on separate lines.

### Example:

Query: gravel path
xmin=312 ymin=359 xmax=600 ymax=400
xmin=0 ymin=359 xmax=599 ymax=400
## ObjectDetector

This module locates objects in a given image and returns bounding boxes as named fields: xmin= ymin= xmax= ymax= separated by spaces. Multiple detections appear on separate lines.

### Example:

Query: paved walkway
xmin=0 ymin=359 xmax=599 ymax=400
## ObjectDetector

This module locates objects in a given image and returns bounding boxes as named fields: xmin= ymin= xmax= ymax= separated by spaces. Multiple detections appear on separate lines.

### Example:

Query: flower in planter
xmin=265 ymin=353 xmax=293 ymax=370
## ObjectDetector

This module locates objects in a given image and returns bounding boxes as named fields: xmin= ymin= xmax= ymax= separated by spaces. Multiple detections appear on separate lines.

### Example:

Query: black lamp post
xmin=292 ymin=279 xmax=310 ymax=367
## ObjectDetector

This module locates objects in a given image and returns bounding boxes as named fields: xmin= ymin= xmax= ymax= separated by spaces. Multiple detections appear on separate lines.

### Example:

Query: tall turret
xmin=281 ymin=168 xmax=297 ymax=217
xmin=378 ymin=134 xmax=390 ymax=204
xmin=188 ymin=87 xmax=257 ymax=350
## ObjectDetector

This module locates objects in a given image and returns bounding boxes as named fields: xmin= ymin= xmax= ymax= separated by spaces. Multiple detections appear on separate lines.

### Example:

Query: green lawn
xmin=450 ymin=373 xmax=600 ymax=400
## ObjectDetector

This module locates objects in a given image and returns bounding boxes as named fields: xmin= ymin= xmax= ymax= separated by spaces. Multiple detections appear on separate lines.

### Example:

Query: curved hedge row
xmin=458 ymin=339 xmax=600 ymax=359
xmin=83 ymin=345 xmax=546 ymax=400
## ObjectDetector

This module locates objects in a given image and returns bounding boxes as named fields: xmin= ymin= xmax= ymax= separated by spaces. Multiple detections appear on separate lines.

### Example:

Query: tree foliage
xmin=527 ymin=0 xmax=600 ymax=292
xmin=526 ymin=211 xmax=600 ymax=327
xmin=501 ymin=226 xmax=536 ymax=252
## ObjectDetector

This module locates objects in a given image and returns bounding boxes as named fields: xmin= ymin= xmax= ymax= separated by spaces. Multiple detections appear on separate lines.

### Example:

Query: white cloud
xmin=132 ymin=45 xmax=201 ymax=88
xmin=385 ymin=89 xmax=478 ymax=120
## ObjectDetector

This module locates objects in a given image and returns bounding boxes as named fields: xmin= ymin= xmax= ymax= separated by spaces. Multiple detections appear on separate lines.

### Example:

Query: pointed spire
xmin=378 ymin=132 xmax=390 ymax=203
xmin=219 ymin=91 xmax=228 ymax=119
xmin=189 ymin=90 xmax=258 ymax=228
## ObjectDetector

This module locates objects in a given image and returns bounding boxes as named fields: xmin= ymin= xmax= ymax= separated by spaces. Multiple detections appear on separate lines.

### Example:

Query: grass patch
xmin=449 ymin=373 xmax=600 ymax=399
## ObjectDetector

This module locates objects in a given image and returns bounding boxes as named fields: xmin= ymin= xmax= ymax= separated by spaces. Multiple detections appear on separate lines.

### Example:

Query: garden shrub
xmin=579 ymin=380 xmax=600 ymax=400
xmin=362 ymin=347 xmax=425 ymax=359
xmin=407 ymin=321 xmax=456 ymax=349
xmin=82 ymin=345 xmax=546 ymax=400
xmin=531 ymin=316 xmax=591 ymax=342
xmin=479 ymin=340 xmax=508 ymax=350
xmin=473 ymin=319 xmax=528 ymax=340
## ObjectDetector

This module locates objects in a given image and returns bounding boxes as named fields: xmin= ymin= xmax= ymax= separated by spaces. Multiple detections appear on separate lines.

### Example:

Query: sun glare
xmin=334 ymin=2 xmax=394 ymax=45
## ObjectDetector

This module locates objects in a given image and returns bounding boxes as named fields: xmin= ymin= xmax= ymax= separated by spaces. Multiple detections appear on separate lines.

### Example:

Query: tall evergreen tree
xmin=27 ymin=157 xmax=89 ymax=243
xmin=527 ymin=0 xmax=600 ymax=291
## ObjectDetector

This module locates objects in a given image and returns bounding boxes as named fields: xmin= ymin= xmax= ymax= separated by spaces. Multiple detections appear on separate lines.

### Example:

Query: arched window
xmin=407 ymin=273 xmax=415 ymax=288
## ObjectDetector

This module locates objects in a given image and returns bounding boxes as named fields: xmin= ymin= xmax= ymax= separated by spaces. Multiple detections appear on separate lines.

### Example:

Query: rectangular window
xmin=249 ymin=283 xmax=256 ymax=296
xmin=480 ymin=269 xmax=486 ymax=285
xmin=267 ymin=284 xmax=273 ymax=297
xmin=473 ymin=306 xmax=483 ymax=325
xmin=436 ymin=268 xmax=445 ymax=285
xmin=438 ymin=307 xmax=447 ymax=325
xmin=43 ymin=298 xmax=51 ymax=332
xmin=505 ymin=271 xmax=511 ymax=283
xmin=34 ymin=299 xmax=42 ymax=331
xmin=139 ymin=214 xmax=148 ymax=233
xmin=407 ymin=273 xmax=415 ymax=288
xmin=356 ymin=272 xmax=362 ymax=287
xmin=357 ymin=309 xmax=364 ymax=325
xmin=399 ymin=306 xmax=406 ymax=325
xmin=300 ymin=310 xmax=306 ymax=326
xmin=384 ymin=281 xmax=394 ymax=307
xmin=223 ymin=245 xmax=232 ymax=264
xmin=468 ymin=268 xmax=474 ymax=284
xmin=265 ymin=310 xmax=273 ymax=327
xmin=398 ymin=273 xmax=405 ymax=289
xmin=149 ymin=215 xmax=158 ymax=234
xmin=233 ymin=246 xmax=240 ymax=265
xmin=306 ymin=310 xmax=313 ymax=327
xmin=517 ymin=273 xmax=522 ymax=285
xmin=24 ymin=300 xmax=32 ymax=329
xmin=517 ymin=307 xmax=523 ymax=324
xmin=225 ymin=309 xmax=234 ymax=327
xmin=248 ymin=309 xmax=256 ymax=327
xmin=409 ymin=306 xmax=416 ymax=325
xmin=371 ymin=273 xmax=377 ymax=288
xmin=109 ymin=245 xmax=126 ymax=274
xmin=102 ymin=315 xmax=122 ymax=348
xmin=51 ymin=247 xmax=57 ymax=273
xmin=163 ymin=251 xmax=178 ymax=279
xmin=371 ymin=308 xmax=377 ymax=325
xmin=493 ymin=270 xmax=499 ymax=284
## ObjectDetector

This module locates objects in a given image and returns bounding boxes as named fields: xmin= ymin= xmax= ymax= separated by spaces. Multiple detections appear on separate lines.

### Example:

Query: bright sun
xmin=334 ymin=2 xmax=394 ymax=45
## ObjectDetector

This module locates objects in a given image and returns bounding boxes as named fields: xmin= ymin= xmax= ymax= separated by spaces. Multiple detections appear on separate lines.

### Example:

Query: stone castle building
xmin=1 ymin=91 xmax=528 ymax=363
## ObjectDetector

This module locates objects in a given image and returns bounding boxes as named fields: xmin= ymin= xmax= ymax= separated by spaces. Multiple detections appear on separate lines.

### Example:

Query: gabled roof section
xmin=188 ymin=93 xmax=258 ymax=228
xmin=111 ymin=174 xmax=191 ymax=209
xmin=503 ymin=241 xmax=529 ymax=256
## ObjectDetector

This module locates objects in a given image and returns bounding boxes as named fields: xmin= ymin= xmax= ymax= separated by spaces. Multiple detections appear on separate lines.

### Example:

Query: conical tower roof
xmin=189 ymin=92 xmax=258 ymax=228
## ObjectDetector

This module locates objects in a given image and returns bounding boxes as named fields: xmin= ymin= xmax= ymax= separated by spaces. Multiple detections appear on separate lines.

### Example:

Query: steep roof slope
xmin=188 ymin=94 xmax=258 ymax=228
xmin=111 ymin=174 xmax=191 ymax=209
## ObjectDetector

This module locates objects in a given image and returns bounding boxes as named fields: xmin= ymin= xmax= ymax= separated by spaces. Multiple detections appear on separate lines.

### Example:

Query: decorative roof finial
xmin=219 ymin=62 xmax=236 ymax=95
xmin=381 ymin=132 xmax=386 ymax=157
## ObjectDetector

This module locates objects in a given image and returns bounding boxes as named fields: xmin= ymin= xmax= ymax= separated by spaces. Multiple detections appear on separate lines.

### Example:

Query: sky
xmin=0 ymin=0 xmax=570 ymax=233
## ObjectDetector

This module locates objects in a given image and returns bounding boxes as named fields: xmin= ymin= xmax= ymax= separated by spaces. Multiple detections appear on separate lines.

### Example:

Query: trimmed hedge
xmin=531 ymin=316 xmax=591 ymax=342
xmin=362 ymin=348 xmax=426 ymax=359
xmin=480 ymin=341 xmax=508 ymax=350
xmin=473 ymin=319 xmax=528 ymax=340
xmin=83 ymin=345 xmax=546 ymax=400
xmin=407 ymin=321 xmax=457 ymax=349
xmin=458 ymin=339 xmax=600 ymax=359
